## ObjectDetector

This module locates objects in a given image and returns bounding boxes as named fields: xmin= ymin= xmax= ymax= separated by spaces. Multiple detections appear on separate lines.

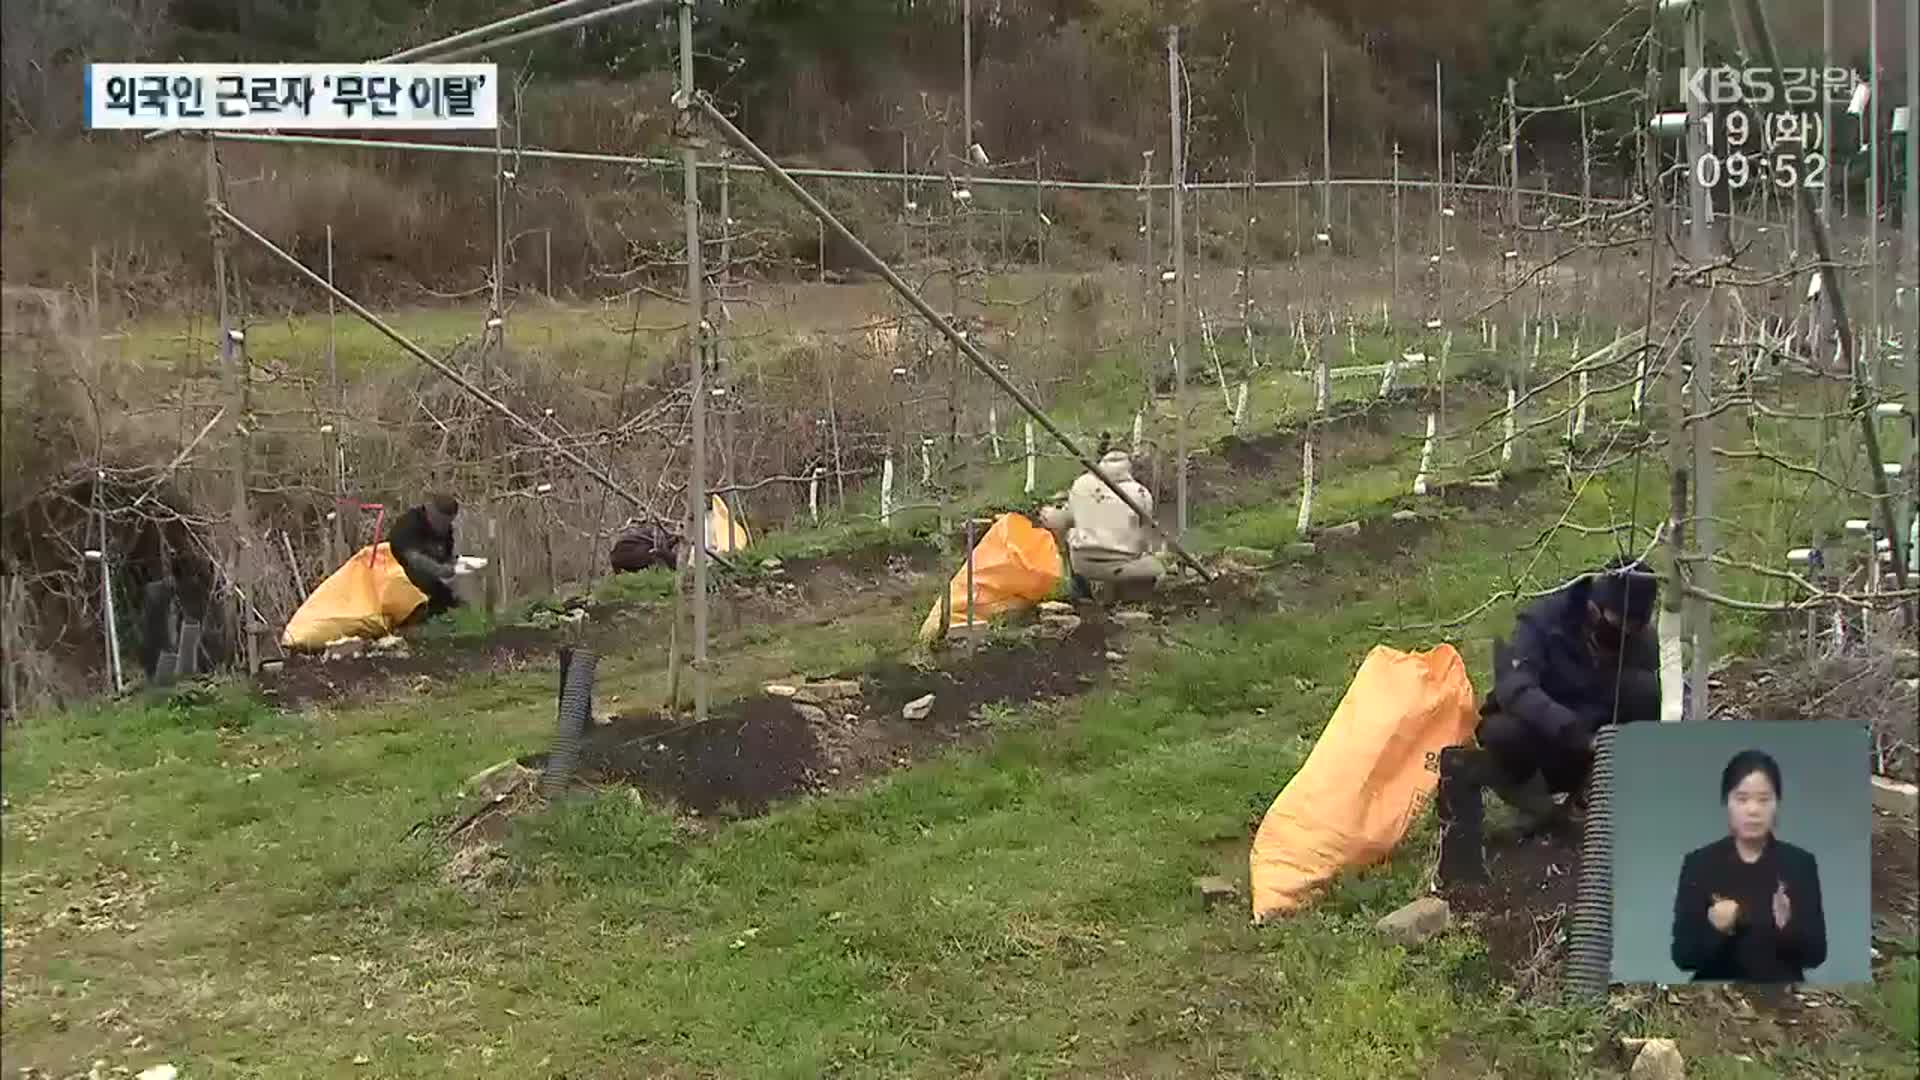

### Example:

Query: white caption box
xmin=87 ymin=63 xmax=498 ymax=130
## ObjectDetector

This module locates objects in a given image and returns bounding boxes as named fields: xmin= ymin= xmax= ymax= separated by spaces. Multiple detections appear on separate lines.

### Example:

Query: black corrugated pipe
xmin=541 ymin=647 xmax=597 ymax=796
xmin=1563 ymin=723 xmax=1619 ymax=1001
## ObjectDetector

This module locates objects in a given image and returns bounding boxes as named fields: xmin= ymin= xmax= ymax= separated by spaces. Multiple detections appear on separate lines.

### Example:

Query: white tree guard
xmin=881 ymin=455 xmax=895 ymax=526
xmin=1023 ymin=421 xmax=1036 ymax=494
xmin=1501 ymin=385 xmax=1517 ymax=466
xmin=988 ymin=406 xmax=1001 ymax=461
xmin=1658 ymin=606 xmax=1685 ymax=723
xmin=1414 ymin=412 xmax=1437 ymax=496
xmin=809 ymin=466 xmax=822 ymax=523
xmin=1131 ymin=410 xmax=1144 ymax=455
xmin=1296 ymin=434 xmax=1316 ymax=534
xmin=1574 ymin=366 xmax=1590 ymax=438
xmin=1232 ymin=381 xmax=1250 ymax=428
xmin=920 ymin=438 xmax=932 ymax=486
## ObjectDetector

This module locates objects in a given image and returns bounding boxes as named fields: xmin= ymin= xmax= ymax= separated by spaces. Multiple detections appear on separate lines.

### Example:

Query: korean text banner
xmin=86 ymin=64 xmax=498 ymax=130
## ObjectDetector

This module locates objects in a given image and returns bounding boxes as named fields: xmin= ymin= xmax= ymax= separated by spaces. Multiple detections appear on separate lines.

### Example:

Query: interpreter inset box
xmin=1610 ymin=721 xmax=1871 ymax=986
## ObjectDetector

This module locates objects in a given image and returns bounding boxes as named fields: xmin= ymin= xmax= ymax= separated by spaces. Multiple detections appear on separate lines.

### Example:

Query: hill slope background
xmin=0 ymin=0 xmax=1899 ymax=303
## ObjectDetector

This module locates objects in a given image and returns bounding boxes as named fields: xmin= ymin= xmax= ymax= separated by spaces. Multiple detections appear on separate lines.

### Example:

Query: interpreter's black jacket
xmin=1671 ymin=834 xmax=1827 ymax=983
xmin=1481 ymin=577 xmax=1659 ymax=751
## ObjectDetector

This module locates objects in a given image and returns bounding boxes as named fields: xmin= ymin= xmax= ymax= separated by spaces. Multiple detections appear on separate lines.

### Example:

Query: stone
xmin=1323 ymin=520 xmax=1363 ymax=537
xmin=369 ymin=634 xmax=409 ymax=656
xmin=1376 ymin=896 xmax=1451 ymax=945
xmin=1105 ymin=651 xmax=1126 ymax=663
xmin=323 ymin=638 xmax=367 ymax=661
xmin=1112 ymin=610 xmax=1153 ymax=625
xmin=761 ymin=558 xmax=784 ymax=571
xmin=1284 ymin=542 xmax=1318 ymax=557
xmin=1628 ymin=1038 xmax=1685 ymax=1080
xmin=764 ymin=684 xmax=800 ymax=699
xmin=791 ymin=703 xmax=830 ymax=725
xmin=464 ymin=758 xmax=531 ymax=801
xmin=802 ymin=679 xmax=863 ymax=703
xmin=1041 ymin=613 xmax=1084 ymax=634
xmin=1391 ymin=509 xmax=1421 ymax=522
xmin=1194 ymin=875 xmax=1240 ymax=908
xmin=1871 ymin=775 xmax=1918 ymax=818
xmin=1038 ymin=600 xmax=1076 ymax=616
xmin=260 ymin=659 xmax=285 ymax=673
xmin=1221 ymin=546 xmax=1276 ymax=566
xmin=902 ymin=694 xmax=936 ymax=721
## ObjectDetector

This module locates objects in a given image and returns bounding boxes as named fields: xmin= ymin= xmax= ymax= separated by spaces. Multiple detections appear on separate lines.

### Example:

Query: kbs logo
xmin=1681 ymin=66 xmax=1853 ymax=108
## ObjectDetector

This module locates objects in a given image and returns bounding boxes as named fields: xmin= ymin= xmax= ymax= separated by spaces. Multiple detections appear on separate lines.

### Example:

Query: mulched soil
xmin=555 ymin=617 xmax=1115 ymax=817
xmin=535 ymin=471 xmax=1564 ymax=824
xmin=1443 ymin=825 xmax=1581 ymax=992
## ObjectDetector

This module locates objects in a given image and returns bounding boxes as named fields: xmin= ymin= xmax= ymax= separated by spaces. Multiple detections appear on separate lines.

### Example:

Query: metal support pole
xmin=1169 ymin=26 xmax=1188 ymax=537
xmin=325 ymin=224 xmax=345 ymax=566
xmin=206 ymin=142 xmax=257 ymax=674
xmin=678 ymin=0 xmax=709 ymax=724
xmin=1867 ymin=0 xmax=1881 ymax=384
xmin=1683 ymin=3 xmax=1716 ymax=723
xmin=1734 ymin=0 xmax=1909 ymax=588
xmin=689 ymin=92 xmax=1211 ymax=582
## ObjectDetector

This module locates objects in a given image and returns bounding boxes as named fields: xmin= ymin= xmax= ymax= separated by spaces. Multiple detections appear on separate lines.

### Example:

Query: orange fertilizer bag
xmin=1249 ymin=644 xmax=1478 ymax=922
xmin=281 ymin=543 xmax=428 ymax=651
xmin=917 ymin=513 xmax=1063 ymax=642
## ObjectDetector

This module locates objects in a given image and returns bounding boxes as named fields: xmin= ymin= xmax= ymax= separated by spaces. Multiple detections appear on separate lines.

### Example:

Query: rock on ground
xmin=1194 ymin=875 xmax=1240 ymax=909
xmin=1375 ymin=896 xmax=1451 ymax=946
xmin=1038 ymin=600 xmax=1076 ymax=616
xmin=902 ymin=694 xmax=936 ymax=721
xmin=1627 ymin=1038 xmax=1685 ymax=1080
xmin=1112 ymin=609 xmax=1153 ymax=625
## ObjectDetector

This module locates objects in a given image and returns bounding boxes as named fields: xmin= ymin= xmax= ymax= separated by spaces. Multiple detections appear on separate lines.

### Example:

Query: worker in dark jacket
xmin=1671 ymin=749 xmax=1826 ymax=983
xmin=1472 ymin=556 xmax=1662 ymax=828
xmin=387 ymin=494 xmax=462 ymax=618
xmin=609 ymin=519 xmax=684 ymax=574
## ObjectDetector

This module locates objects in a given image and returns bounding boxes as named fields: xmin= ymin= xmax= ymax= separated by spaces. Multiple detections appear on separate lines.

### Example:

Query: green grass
xmin=5 ymin=349 xmax=1916 ymax=1077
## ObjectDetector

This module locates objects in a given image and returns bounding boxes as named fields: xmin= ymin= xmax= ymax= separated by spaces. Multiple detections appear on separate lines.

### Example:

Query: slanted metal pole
xmin=690 ymin=92 xmax=1212 ymax=582
xmin=209 ymin=204 xmax=738 ymax=572
xmin=1734 ymin=0 xmax=1909 ymax=589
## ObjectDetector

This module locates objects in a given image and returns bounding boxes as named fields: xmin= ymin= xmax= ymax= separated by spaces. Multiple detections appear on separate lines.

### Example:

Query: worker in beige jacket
xmin=1039 ymin=437 xmax=1166 ymax=601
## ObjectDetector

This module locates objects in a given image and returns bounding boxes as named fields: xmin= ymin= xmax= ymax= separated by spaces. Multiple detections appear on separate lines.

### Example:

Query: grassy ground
xmin=4 ymin=345 xmax=1916 ymax=1077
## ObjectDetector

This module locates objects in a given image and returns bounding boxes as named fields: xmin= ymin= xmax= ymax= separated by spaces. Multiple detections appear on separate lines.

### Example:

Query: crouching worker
xmin=610 ymin=519 xmax=684 ymax=574
xmin=1038 ymin=437 xmax=1166 ymax=603
xmin=388 ymin=494 xmax=463 ymax=619
xmin=1469 ymin=556 xmax=1661 ymax=831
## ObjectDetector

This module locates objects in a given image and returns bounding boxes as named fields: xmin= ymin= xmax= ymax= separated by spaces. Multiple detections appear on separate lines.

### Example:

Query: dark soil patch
xmin=559 ymin=618 xmax=1113 ymax=818
xmin=1871 ymin=813 xmax=1919 ymax=950
xmin=1175 ymin=389 xmax=1442 ymax=508
xmin=259 ymin=624 xmax=567 ymax=711
xmin=1443 ymin=827 xmax=1580 ymax=989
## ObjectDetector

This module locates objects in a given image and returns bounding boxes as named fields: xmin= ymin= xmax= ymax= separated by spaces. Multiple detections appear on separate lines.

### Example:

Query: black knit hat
xmin=1590 ymin=556 xmax=1657 ymax=624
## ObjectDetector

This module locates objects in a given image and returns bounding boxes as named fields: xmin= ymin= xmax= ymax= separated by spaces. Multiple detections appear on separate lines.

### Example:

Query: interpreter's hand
xmin=1708 ymin=895 xmax=1741 ymax=934
xmin=1772 ymin=881 xmax=1791 ymax=930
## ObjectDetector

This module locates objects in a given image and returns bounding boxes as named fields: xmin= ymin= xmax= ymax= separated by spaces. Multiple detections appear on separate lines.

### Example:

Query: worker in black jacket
xmin=1671 ymin=749 xmax=1826 ymax=983
xmin=1471 ymin=556 xmax=1662 ymax=829
xmin=387 ymin=494 xmax=463 ymax=618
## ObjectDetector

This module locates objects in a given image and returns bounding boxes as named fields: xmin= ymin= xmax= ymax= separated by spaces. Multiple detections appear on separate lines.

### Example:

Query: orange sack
xmin=1249 ymin=644 xmax=1478 ymax=922
xmin=917 ymin=512 xmax=1063 ymax=642
xmin=280 ymin=543 xmax=429 ymax=651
